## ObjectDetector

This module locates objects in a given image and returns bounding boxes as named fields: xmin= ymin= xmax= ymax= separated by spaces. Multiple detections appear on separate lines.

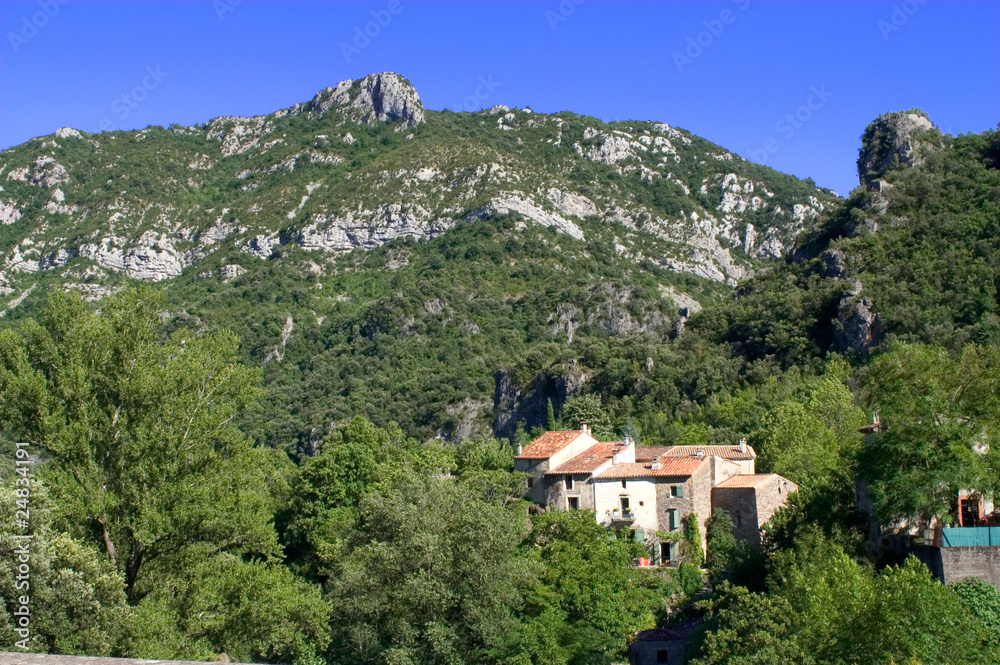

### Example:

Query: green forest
xmin=2 ymin=108 xmax=1000 ymax=664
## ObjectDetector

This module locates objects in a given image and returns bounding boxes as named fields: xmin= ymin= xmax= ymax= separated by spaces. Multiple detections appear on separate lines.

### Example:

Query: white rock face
xmin=54 ymin=127 xmax=83 ymax=139
xmin=11 ymin=156 xmax=70 ymax=187
xmin=578 ymin=132 xmax=634 ymax=165
xmin=298 ymin=205 xmax=447 ymax=252
xmin=478 ymin=194 xmax=585 ymax=241
xmin=546 ymin=188 xmax=598 ymax=218
xmin=220 ymin=264 xmax=247 ymax=281
xmin=0 ymin=201 xmax=21 ymax=225
xmin=77 ymin=231 xmax=186 ymax=281
xmin=309 ymin=72 xmax=425 ymax=126
xmin=206 ymin=116 xmax=270 ymax=157
xmin=244 ymin=234 xmax=279 ymax=258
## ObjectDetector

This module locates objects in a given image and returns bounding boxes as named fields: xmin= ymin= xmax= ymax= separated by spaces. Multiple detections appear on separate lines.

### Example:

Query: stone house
xmin=516 ymin=428 xmax=797 ymax=565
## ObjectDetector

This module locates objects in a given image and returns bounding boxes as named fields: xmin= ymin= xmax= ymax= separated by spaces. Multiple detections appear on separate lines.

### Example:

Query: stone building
xmin=712 ymin=473 xmax=798 ymax=546
xmin=516 ymin=428 xmax=797 ymax=565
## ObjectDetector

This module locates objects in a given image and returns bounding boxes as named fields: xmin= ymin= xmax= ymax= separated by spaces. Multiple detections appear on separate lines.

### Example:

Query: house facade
xmin=516 ymin=428 xmax=798 ymax=565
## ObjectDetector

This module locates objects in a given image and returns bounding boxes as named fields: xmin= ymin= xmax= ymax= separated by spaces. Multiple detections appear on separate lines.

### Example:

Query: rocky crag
xmin=0 ymin=72 xmax=835 ymax=305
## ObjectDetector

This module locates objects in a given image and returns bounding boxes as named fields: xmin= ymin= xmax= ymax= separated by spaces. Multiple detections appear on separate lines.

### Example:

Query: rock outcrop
xmin=308 ymin=72 xmax=425 ymax=126
xmin=857 ymin=111 xmax=937 ymax=187
xmin=493 ymin=368 xmax=587 ymax=440
xmin=834 ymin=280 xmax=882 ymax=354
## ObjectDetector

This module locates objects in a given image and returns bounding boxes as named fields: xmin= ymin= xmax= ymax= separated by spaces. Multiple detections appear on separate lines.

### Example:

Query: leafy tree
xmin=0 ymin=480 xmax=131 ymax=655
xmin=952 ymin=576 xmax=1000 ymax=645
xmin=560 ymin=394 xmax=615 ymax=440
xmin=324 ymin=469 xmax=533 ymax=665
xmin=0 ymin=289 xmax=278 ymax=603
xmin=690 ymin=584 xmax=814 ymax=665
xmin=522 ymin=510 xmax=664 ymax=663
xmin=860 ymin=343 xmax=1000 ymax=525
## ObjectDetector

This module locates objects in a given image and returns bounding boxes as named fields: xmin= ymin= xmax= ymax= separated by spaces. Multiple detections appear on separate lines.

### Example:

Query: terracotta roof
xmin=594 ymin=455 xmax=705 ymax=479
xmin=714 ymin=473 xmax=792 ymax=489
xmin=547 ymin=443 xmax=623 ymax=475
xmin=634 ymin=446 xmax=674 ymax=462
xmin=516 ymin=430 xmax=586 ymax=459
xmin=662 ymin=444 xmax=756 ymax=461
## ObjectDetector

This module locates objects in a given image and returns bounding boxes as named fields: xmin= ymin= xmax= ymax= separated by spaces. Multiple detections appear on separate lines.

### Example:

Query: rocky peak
xmin=857 ymin=110 xmax=937 ymax=187
xmin=308 ymin=72 xmax=425 ymax=127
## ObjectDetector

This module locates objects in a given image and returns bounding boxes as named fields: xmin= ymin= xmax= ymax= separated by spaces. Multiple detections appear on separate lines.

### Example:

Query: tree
xmin=0 ymin=480 xmax=131 ymax=656
xmin=0 ymin=289 xmax=277 ymax=603
xmin=860 ymin=343 xmax=1000 ymax=525
xmin=952 ymin=576 xmax=1000 ymax=645
xmin=0 ymin=289 xmax=328 ymax=663
xmin=560 ymin=394 xmax=615 ymax=440
xmin=324 ymin=469 xmax=534 ymax=665
xmin=522 ymin=510 xmax=664 ymax=663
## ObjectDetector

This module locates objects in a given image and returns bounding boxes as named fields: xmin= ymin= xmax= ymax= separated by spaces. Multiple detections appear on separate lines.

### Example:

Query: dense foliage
xmin=2 ymin=114 xmax=1000 ymax=663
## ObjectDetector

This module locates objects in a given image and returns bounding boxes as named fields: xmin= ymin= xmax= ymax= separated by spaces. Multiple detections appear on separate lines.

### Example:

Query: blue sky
xmin=1 ymin=0 xmax=997 ymax=196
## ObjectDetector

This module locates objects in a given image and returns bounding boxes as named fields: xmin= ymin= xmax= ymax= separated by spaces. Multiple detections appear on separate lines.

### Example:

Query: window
xmin=620 ymin=496 xmax=630 ymax=511
xmin=671 ymin=485 xmax=684 ymax=498
xmin=621 ymin=479 xmax=627 ymax=489
xmin=527 ymin=477 xmax=533 ymax=488
xmin=667 ymin=509 xmax=679 ymax=531
xmin=657 ymin=649 xmax=670 ymax=663
xmin=565 ymin=474 xmax=574 ymax=490
xmin=568 ymin=497 xmax=579 ymax=510
xmin=660 ymin=541 xmax=675 ymax=565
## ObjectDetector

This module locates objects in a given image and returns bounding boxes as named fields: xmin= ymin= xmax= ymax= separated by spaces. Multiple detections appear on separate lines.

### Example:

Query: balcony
xmin=611 ymin=509 xmax=635 ymax=523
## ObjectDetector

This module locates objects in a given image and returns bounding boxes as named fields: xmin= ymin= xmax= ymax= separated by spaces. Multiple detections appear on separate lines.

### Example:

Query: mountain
xmin=0 ymin=72 xmax=839 ymax=448
xmin=701 ymin=109 xmax=1000 ymax=366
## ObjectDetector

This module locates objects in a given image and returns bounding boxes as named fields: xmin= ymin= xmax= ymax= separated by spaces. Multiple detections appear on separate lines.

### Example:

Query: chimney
xmin=695 ymin=449 xmax=705 ymax=460
xmin=516 ymin=443 xmax=522 ymax=456
xmin=612 ymin=451 xmax=620 ymax=465
xmin=619 ymin=436 xmax=636 ymax=464
xmin=651 ymin=461 xmax=662 ymax=471
xmin=580 ymin=422 xmax=590 ymax=435
xmin=739 ymin=438 xmax=747 ymax=455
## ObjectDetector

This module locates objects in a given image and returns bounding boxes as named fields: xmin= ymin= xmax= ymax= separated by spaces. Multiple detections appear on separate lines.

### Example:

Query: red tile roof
xmin=594 ymin=455 xmax=705 ymax=479
xmin=713 ymin=473 xmax=791 ymax=489
xmin=662 ymin=444 xmax=756 ymax=461
xmin=634 ymin=446 xmax=675 ymax=462
xmin=547 ymin=443 xmax=623 ymax=475
xmin=516 ymin=431 xmax=586 ymax=459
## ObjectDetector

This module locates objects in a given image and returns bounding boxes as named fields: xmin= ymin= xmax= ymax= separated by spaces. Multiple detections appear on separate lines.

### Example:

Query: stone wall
xmin=711 ymin=487 xmax=760 ymax=544
xmin=914 ymin=545 xmax=1000 ymax=589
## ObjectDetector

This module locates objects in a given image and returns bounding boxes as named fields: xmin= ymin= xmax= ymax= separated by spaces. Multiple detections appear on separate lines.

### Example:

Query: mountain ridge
xmin=0 ymin=72 xmax=835 ymax=305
